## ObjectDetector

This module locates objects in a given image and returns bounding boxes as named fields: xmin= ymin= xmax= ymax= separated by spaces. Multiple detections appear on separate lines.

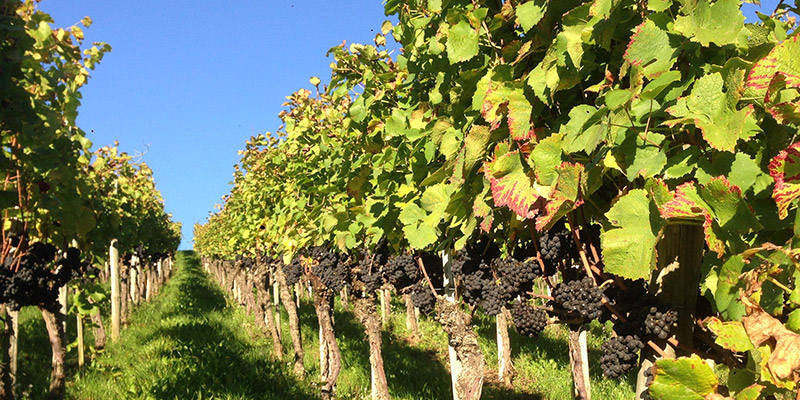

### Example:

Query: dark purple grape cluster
xmin=310 ymin=246 xmax=348 ymax=292
xmin=235 ymin=254 xmax=255 ymax=270
xmin=510 ymin=300 xmax=548 ymax=337
xmin=495 ymin=257 xmax=539 ymax=302
xmin=608 ymin=280 xmax=677 ymax=341
xmin=410 ymin=282 xmax=435 ymax=315
xmin=600 ymin=334 xmax=644 ymax=378
xmin=354 ymin=249 xmax=384 ymax=296
xmin=282 ymin=256 xmax=304 ymax=286
xmin=645 ymin=307 xmax=678 ymax=340
xmin=384 ymin=253 xmax=419 ymax=290
xmin=538 ymin=222 xmax=578 ymax=275
xmin=550 ymin=275 xmax=605 ymax=321
xmin=1 ymin=243 xmax=84 ymax=311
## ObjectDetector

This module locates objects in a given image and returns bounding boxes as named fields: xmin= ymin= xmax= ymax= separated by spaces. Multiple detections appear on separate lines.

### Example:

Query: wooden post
xmin=442 ymin=251 xmax=463 ymax=400
xmin=76 ymin=315 xmax=85 ymax=368
xmin=637 ymin=224 xmax=704 ymax=397
xmin=568 ymin=327 xmax=591 ymax=399
xmin=58 ymin=286 xmax=68 ymax=335
xmin=9 ymin=309 xmax=17 ymax=393
xmin=273 ymin=281 xmax=282 ymax=341
xmin=110 ymin=239 xmax=121 ymax=342
xmin=380 ymin=288 xmax=387 ymax=327
xmin=496 ymin=311 xmax=513 ymax=385
xmin=129 ymin=265 xmax=138 ymax=305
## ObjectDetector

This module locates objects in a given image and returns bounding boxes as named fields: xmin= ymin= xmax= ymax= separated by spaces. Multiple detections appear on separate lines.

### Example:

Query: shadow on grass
xmin=68 ymin=251 xmax=317 ymax=400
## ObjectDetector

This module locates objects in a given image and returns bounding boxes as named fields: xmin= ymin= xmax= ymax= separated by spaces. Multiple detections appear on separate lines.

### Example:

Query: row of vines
xmin=194 ymin=0 xmax=800 ymax=399
xmin=1 ymin=1 xmax=181 ymax=398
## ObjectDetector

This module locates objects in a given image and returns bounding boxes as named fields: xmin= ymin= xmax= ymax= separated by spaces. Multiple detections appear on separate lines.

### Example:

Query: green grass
xmin=67 ymin=251 xmax=315 ymax=400
xmin=15 ymin=251 xmax=635 ymax=399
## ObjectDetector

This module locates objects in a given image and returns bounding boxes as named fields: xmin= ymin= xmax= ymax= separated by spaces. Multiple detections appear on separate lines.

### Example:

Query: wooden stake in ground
xmin=110 ymin=239 xmax=121 ymax=342
xmin=636 ymin=224 xmax=704 ymax=397
xmin=76 ymin=315 xmax=85 ymax=368
xmin=403 ymin=293 xmax=419 ymax=341
xmin=496 ymin=309 xmax=514 ymax=386
xmin=568 ymin=326 xmax=591 ymax=400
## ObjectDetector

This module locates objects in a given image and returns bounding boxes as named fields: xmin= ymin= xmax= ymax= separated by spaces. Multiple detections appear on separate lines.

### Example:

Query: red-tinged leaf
xmin=535 ymin=162 xmax=584 ymax=231
xmin=473 ymin=189 xmax=494 ymax=232
xmin=764 ymin=72 xmax=800 ymax=125
xmin=658 ymin=182 xmax=706 ymax=220
xmin=769 ymin=141 xmax=800 ymax=219
xmin=484 ymin=143 xmax=541 ymax=219
xmin=482 ymin=82 xmax=533 ymax=140
xmin=745 ymin=35 xmax=800 ymax=96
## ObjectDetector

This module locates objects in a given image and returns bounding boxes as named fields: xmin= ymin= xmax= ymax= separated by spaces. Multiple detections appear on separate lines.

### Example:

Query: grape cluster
xmin=282 ymin=256 xmax=304 ymax=286
xmin=550 ymin=275 xmax=605 ymax=321
xmin=0 ymin=243 xmax=84 ymax=311
xmin=354 ymin=249 xmax=384 ymax=296
xmin=456 ymin=252 xmax=503 ymax=315
xmin=510 ymin=300 xmax=548 ymax=337
xmin=384 ymin=254 xmax=419 ymax=290
xmin=537 ymin=222 xmax=577 ymax=275
xmin=641 ymin=365 xmax=655 ymax=400
xmin=235 ymin=254 xmax=255 ymax=270
xmin=310 ymin=246 xmax=348 ymax=292
xmin=645 ymin=307 xmax=678 ymax=340
xmin=410 ymin=282 xmax=435 ymax=315
xmin=608 ymin=280 xmax=677 ymax=341
xmin=495 ymin=257 xmax=539 ymax=302
xmin=600 ymin=334 xmax=644 ymax=378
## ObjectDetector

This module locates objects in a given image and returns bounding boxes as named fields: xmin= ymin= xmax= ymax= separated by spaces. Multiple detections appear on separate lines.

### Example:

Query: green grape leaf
xmin=706 ymin=317 xmax=754 ymax=352
xmin=531 ymin=133 xmax=564 ymax=185
xmin=482 ymin=82 xmax=533 ymax=140
xmin=728 ymin=153 xmax=764 ymax=194
xmin=787 ymin=309 xmax=800 ymax=333
xmin=649 ymin=355 xmax=719 ymax=400
xmin=535 ymin=162 xmax=584 ymax=231
xmin=768 ymin=141 xmax=800 ymax=219
xmin=764 ymin=71 xmax=800 ymax=125
xmin=516 ymin=0 xmax=546 ymax=33
xmin=673 ymin=0 xmax=745 ymax=47
xmin=447 ymin=20 xmax=479 ymax=64
xmin=561 ymin=105 xmax=606 ymax=154
xmin=601 ymin=189 xmax=664 ymax=280
xmin=624 ymin=20 xmax=678 ymax=79
xmin=734 ymin=384 xmax=764 ymax=400
xmin=484 ymin=142 xmax=542 ymax=219
xmin=464 ymin=124 xmax=491 ymax=173
xmin=667 ymin=73 xmax=756 ymax=152
xmin=473 ymin=185 xmax=494 ymax=232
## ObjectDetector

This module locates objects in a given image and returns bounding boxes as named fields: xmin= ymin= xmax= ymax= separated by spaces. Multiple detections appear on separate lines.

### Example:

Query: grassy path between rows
xmin=51 ymin=250 xmax=635 ymax=399
xmin=68 ymin=251 xmax=316 ymax=400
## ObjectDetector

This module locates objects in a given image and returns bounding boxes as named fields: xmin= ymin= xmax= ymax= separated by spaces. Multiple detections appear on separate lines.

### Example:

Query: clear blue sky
xmin=40 ymin=1 xmax=399 ymax=250
xmin=39 ymin=1 xmax=782 ymax=250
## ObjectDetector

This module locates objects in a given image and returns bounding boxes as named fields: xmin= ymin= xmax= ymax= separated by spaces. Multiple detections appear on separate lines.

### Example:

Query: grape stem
xmin=415 ymin=256 xmax=437 ymax=296
xmin=528 ymin=223 xmax=554 ymax=289
xmin=567 ymin=213 xmax=598 ymax=286
xmin=525 ymin=291 xmax=554 ymax=301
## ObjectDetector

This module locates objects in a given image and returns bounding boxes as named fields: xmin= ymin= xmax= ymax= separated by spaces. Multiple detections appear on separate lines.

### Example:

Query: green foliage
xmin=195 ymin=0 xmax=800 ymax=396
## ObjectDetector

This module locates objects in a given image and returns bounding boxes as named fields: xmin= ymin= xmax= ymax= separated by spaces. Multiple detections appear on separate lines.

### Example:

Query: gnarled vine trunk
xmin=403 ymin=293 xmax=419 ymax=341
xmin=496 ymin=309 xmax=514 ymax=386
xmin=435 ymin=298 xmax=484 ymax=400
xmin=275 ymin=266 xmax=304 ymax=377
xmin=41 ymin=308 xmax=65 ymax=400
xmin=354 ymin=296 xmax=390 ymax=400
xmin=309 ymin=276 xmax=341 ymax=400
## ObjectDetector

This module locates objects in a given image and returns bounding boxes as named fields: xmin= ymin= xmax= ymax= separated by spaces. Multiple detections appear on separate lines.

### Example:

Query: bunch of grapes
xmin=510 ymin=300 xmax=548 ymax=337
xmin=310 ymin=246 xmax=348 ymax=292
xmin=282 ymin=256 xmax=304 ymax=286
xmin=608 ymin=280 xmax=677 ymax=341
xmin=495 ymin=257 xmax=539 ymax=302
xmin=600 ymin=334 xmax=644 ymax=378
xmin=410 ymin=282 xmax=435 ymax=315
xmin=537 ymin=222 xmax=578 ymax=275
xmin=644 ymin=307 xmax=678 ymax=340
xmin=384 ymin=253 xmax=419 ymax=290
xmin=354 ymin=249 xmax=384 ymax=297
xmin=550 ymin=275 xmax=605 ymax=321
xmin=1 ymin=243 xmax=84 ymax=311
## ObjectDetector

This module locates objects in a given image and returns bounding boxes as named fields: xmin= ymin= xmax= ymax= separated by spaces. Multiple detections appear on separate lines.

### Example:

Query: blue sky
xmin=39 ymin=1 xmax=783 ymax=250
xmin=40 ymin=1 xmax=398 ymax=249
